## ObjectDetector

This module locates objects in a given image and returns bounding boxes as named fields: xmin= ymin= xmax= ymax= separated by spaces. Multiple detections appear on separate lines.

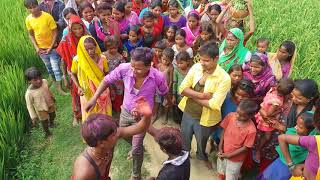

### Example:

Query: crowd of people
xmin=23 ymin=0 xmax=320 ymax=179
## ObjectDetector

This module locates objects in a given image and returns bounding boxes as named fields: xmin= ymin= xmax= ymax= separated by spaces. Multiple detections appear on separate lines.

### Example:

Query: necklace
xmin=89 ymin=147 xmax=110 ymax=161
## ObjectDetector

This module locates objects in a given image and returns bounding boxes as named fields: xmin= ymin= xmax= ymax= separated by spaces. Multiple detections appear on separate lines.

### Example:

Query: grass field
xmin=1 ymin=0 xmax=320 ymax=179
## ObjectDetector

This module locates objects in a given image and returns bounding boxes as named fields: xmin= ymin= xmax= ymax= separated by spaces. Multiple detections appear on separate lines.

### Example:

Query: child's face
xmin=226 ymin=33 xmax=239 ymax=49
xmin=230 ymin=70 xmax=243 ymax=86
xmin=29 ymin=77 xmax=43 ymax=89
xmin=112 ymin=8 xmax=124 ymax=21
xmin=234 ymin=88 xmax=250 ymax=104
xmin=82 ymin=7 xmax=94 ymax=22
xmin=277 ymin=46 xmax=290 ymax=61
xmin=209 ymin=9 xmax=220 ymax=21
xmin=200 ymin=31 xmax=212 ymax=41
xmin=166 ymin=28 xmax=175 ymax=40
xmin=236 ymin=108 xmax=252 ymax=122
xmin=291 ymin=88 xmax=311 ymax=106
xmin=125 ymin=2 xmax=132 ymax=14
xmin=98 ymin=10 xmax=112 ymax=24
xmin=257 ymin=41 xmax=269 ymax=54
xmin=249 ymin=61 xmax=264 ymax=76
xmin=151 ymin=6 xmax=162 ymax=17
xmin=295 ymin=117 xmax=310 ymax=136
xmin=129 ymin=30 xmax=139 ymax=42
xmin=108 ymin=46 xmax=118 ymax=55
xmin=154 ymin=48 xmax=163 ymax=58
xmin=27 ymin=5 xmax=41 ymax=16
xmin=169 ymin=6 xmax=179 ymax=17
xmin=143 ymin=18 xmax=154 ymax=27
xmin=188 ymin=16 xmax=198 ymax=29
xmin=71 ymin=23 xmax=85 ymax=38
xmin=192 ymin=0 xmax=200 ymax=8
xmin=175 ymin=35 xmax=185 ymax=46
xmin=65 ymin=13 xmax=74 ymax=23
xmin=176 ymin=60 xmax=189 ymax=70
xmin=161 ymin=55 xmax=172 ymax=66
xmin=84 ymin=42 xmax=97 ymax=58
xmin=162 ymin=0 xmax=169 ymax=7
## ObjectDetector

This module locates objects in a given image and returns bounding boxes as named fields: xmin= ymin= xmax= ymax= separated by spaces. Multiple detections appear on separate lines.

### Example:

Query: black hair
xmin=168 ymin=0 xmax=179 ymax=8
xmin=143 ymin=11 xmax=154 ymax=19
xmin=294 ymin=79 xmax=319 ymax=100
xmin=200 ymin=22 xmax=216 ymax=40
xmin=300 ymin=111 xmax=316 ymax=131
xmin=63 ymin=7 xmax=77 ymax=18
xmin=24 ymin=0 xmax=38 ymax=8
xmin=257 ymin=37 xmax=270 ymax=45
xmin=250 ymin=54 xmax=266 ymax=66
xmin=162 ymin=47 xmax=175 ymax=61
xmin=198 ymin=40 xmax=219 ymax=59
xmin=232 ymin=79 xmax=254 ymax=97
xmin=131 ymin=47 xmax=154 ymax=66
xmin=79 ymin=1 xmax=94 ymax=14
xmin=104 ymin=35 xmax=119 ymax=49
xmin=277 ymin=78 xmax=294 ymax=96
xmin=154 ymin=40 xmax=167 ymax=50
xmin=208 ymin=4 xmax=222 ymax=14
xmin=314 ymin=99 xmax=320 ymax=130
xmin=229 ymin=64 xmax=243 ymax=74
xmin=84 ymin=36 xmax=97 ymax=46
xmin=238 ymin=100 xmax=259 ymax=117
xmin=25 ymin=67 xmax=42 ymax=81
xmin=113 ymin=1 xmax=126 ymax=13
xmin=176 ymin=51 xmax=191 ymax=62
xmin=280 ymin=40 xmax=296 ymax=61
xmin=155 ymin=127 xmax=182 ymax=156
xmin=165 ymin=25 xmax=178 ymax=38
xmin=96 ymin=3 xmax=113 ymax=14
xmin=175 ymin=29 xmax=186 ymax=38
xmin=129 ymin=25 xmax=141 ymax=35
xmin=150 ymin=0 xmax=162 ymax=9
xmin=188 ymin=11 xmax=200 ymax=21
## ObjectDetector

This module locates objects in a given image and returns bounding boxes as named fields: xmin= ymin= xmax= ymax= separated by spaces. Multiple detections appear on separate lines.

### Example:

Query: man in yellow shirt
xmin=24 ymin=0 xmax=67 ymax=95
xmin=178 ymin=41 xmax=231 ymax=169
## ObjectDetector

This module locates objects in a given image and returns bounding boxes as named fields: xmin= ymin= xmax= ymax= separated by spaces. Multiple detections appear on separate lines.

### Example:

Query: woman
xmin=57 ymin=15 xmax=87 ymax=126
xmin=70 ymin=35 xmax=112 ymax=122
xmin=218 ymin=28 xmax=251 ymax=72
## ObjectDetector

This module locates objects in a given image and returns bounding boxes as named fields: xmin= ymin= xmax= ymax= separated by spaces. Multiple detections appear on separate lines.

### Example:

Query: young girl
xmin=112 ymin=1 xmax=130 ymax=39
xmin=57 ymin=15 xmax=87 ymax=126
xmin=103 ymin=36 xmax=126 ymax=113
xmin=182 ymin=10 xmax=200 ymax=46
xmin=172 ymin=51 xmax=192 ymax=123
xmin=123 ymin=25 xmax=144 ymax=59
xmin=89 ymin=3 xmax=120 ymax=52
xmin=256 ymin=37 xmax=270 ymax=55
xmin=201 ymin=4 xmax=222 ymax=40
xmin=229 ymin=64 xmax=243 ymax=88
xmin=164 ymin=25 xmax=178 ymax=47
xmin=61 ymin=7 xmax=78 ymax=38
xmin=154 ymin=47 xmax=174 ymax=124
xmin=254 ymin=78 xmax=295 ymax=163
xmin=140 ymin=11 xmax=161 ymax=47
xmin=25 ymin=67 xmax=55 ymax=138
xmin=70 ymin=36 xmax=112 ymax=121
xmin=152 ymin=40 xmax=167 ymax=68
xmin=268 ymin=40 xmax=296 ymax=80
xmin=79 ymin=1 xmax=95 ymax=30
xmin=164 ymin=0 xmax=187 ymax=28
xmin=218 ymin=100 xmax=258 ymax=180
xmin=172 ymin=29 xmax=193 ymax=66
xmin=243 ymin=53 xmax=276 ymax=98
xmin=124 ymin=1 xmax=139 ymax=26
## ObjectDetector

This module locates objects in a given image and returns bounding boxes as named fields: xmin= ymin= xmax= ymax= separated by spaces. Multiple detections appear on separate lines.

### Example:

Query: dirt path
xmin=143 ymin=116 xmax=219 ymax=180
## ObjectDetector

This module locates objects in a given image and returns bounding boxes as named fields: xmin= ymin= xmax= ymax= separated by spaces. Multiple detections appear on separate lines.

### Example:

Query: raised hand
xmin=134 ymin=97 xmax=152 ymax=117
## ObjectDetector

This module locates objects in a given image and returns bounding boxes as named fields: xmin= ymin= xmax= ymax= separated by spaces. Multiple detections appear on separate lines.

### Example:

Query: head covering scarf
xmin=182 ymin=10 xmax=200 ymax=46
xmin=57 ymin=15 xmax=87 ymax=71
xmin=243 ymin=53 xmax=276 ymax=97
xmin=218 ymin=28 xmax=250 ymax=72
xmin=268 ymin=49 xmax=297 ymax=80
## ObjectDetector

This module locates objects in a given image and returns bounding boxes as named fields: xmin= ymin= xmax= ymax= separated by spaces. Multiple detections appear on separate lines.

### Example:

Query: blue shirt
xmin=221 ymin=92 xmax=238 ymax=120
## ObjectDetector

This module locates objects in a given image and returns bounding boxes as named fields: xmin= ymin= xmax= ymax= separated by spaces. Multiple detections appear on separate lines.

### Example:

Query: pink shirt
xmin=104 ymin=63 xmax=169 ymax=111
xmin=299 ymin=136 xmax=319 ymax=177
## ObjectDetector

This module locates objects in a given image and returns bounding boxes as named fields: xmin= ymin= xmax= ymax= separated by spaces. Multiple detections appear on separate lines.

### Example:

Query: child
xmin=164 ymin=25 xmax=178 ymax=47
xmin=201 ymin=4 xmax=222 ymax=40
xmin=24 ymin=0 xmax=67 ymax=95
xmin=152 ymin=40 xmax=167 ymax=68
xmin=153 ymin=48 xmax=174 ymax=124
xmin=256 ymin=37 xmax=270 ymax=55
xmin=268 ymin=40 xmax=296 ymax=80
xmin=229 ymin=64 xmax=243 ymax=88
xmin=163 ymin=0 xmax=187 ymax=28
xmin=254 ymin=78 xmax=295 ymax=163
xmin=112 ymin=1 xmax=130 ymax=39
xmin=25 ymin=67 xmax=55 ymax=138
xmin=79 ymin=1 xmax=95 ymax=30
xmin=172 ymin=51 xmax=192 ymax=123
xmin=140 ymin=11 xmax=161 ymax=47
xmin=172 ymin=29 xmax=193 ymax=66
xmin=124 ymin=1 xmax=139 ymax=26
xmin=147 ymin=126 xmax=190 ymax=180
xmin=217 ymin=100 xmax=258 ymax=180
xmin=123 ymin=25 xmax=144 ymax=60
xmin=103 ymin=36 xmax=126 ymax=114
xmin=61 ymin=7 xmax=78 ymax=39
xmin=182 ymin=10 xmax=200 ymax=46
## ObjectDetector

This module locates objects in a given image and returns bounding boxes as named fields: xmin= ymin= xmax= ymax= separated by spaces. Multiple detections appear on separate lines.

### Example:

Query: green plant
xmin=231 ymin=0 xmax=247 ymax=10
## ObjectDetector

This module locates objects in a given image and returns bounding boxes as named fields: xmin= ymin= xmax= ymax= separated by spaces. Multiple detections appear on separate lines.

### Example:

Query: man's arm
xmin=28 ymin=30 xmax=40 ymax=54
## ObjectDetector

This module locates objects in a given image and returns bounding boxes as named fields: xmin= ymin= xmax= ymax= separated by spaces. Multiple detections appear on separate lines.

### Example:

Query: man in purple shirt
xmin=86 ymin=47 xmax=170 ymax=180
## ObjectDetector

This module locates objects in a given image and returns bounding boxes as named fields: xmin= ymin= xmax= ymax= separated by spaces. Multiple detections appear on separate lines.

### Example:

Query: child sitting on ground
xmin=25 ymin=67 xmax=56 ymax=138
xmin=218 ymin=100 xmax=258 ymax=180
xmin=254 ymin=78 xmax=295 ymax=162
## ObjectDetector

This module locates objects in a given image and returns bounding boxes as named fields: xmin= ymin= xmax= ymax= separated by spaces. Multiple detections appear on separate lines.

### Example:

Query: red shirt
xmin=220 ymin=113 xmax=256 ymax=162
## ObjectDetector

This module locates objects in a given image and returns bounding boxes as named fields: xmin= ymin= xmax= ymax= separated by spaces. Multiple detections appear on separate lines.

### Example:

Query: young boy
xmin=152 ymin=40 xmax=167 ymax=68
xmin=24 ymin=0 xmax=67 ymax=95
xmin=25 ymin=67 xmax=56 ymax=138
xmin=256 ymin=37 xmax=270 ymax=55
xmin=217 ymin=100 xmax=258 ymax=180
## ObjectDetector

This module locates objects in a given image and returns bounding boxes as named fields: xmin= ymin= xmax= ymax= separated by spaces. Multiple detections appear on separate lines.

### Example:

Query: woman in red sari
xmin=57 ymin=15 xmax=87 ymax=126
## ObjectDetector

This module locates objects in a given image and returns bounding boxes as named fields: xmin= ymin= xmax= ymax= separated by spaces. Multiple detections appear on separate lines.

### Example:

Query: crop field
xmin=0 ymin=0 xmax=319 ymax=179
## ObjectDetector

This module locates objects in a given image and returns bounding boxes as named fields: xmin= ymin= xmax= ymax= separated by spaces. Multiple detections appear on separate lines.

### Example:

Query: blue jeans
xmin=39 ymin=49 xmax=62 ymax=81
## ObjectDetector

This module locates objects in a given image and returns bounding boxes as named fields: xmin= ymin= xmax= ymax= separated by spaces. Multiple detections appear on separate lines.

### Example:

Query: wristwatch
xmin=287 ymin=162 xmax=295 ymax=171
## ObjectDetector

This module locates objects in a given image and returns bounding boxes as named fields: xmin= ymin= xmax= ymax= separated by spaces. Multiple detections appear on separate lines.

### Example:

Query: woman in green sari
xmin=218 ymin=28 xmax=251 ymax=72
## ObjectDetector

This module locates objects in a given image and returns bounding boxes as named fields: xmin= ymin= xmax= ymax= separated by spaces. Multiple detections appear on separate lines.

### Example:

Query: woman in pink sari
xmin=182 ymin=11 xmax=200 ymax=46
